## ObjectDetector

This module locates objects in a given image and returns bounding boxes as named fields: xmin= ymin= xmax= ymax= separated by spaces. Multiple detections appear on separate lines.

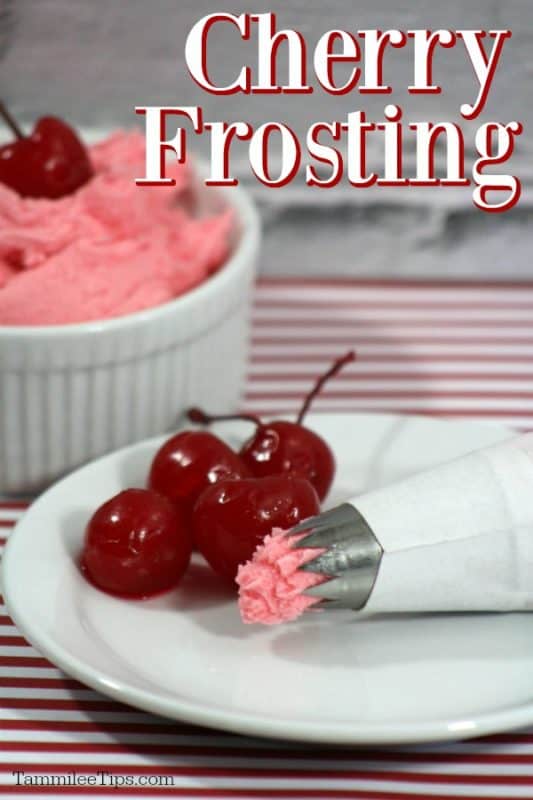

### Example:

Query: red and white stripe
xmin=246 ymin=279 xmax=533 ymax=430
xmin=1 ymin=278 xmax=533 ymax=798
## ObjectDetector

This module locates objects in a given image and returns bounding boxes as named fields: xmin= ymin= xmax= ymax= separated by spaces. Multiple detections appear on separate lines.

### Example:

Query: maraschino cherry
xmin=0 ymin=101 xmax=93 ymax=198
xmin=188 ymin=350 xmax=355 ymax=501
xmin=148 ymin=430 xmax=250 ymax=521
xmin=193 ymin=475 xmax=320 ymax=581
xmin=81 ymin=489 xmax=192 ymax=598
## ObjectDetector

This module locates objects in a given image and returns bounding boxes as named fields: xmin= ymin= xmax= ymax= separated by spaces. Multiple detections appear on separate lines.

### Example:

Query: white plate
xmin=4 ymin=412 xmax=533 ymax=745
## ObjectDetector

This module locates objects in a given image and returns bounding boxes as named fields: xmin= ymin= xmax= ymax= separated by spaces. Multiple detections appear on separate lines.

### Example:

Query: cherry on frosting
xmin=81 ymin=489 xmax=192 ymax=598
xmin=193 ymin=475 xmax=320 ymax=581
xmin=148 ymin=430 xmax=250 ymax=523
xmin=0 ymin=101 xmax=93 ymax=198
xmin=188 ymin=350 xmax=355 ymax=501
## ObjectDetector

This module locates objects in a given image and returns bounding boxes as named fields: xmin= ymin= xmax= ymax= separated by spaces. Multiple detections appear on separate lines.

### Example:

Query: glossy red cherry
xmin=240 ymin=420 xmax=334 ymax=501
xmin=193 ymin=475 xmax=320 ymax=581
xmin=0 ymin=102 xmax=93 ymax=199
xmin=148 ymin=430 xmax=250 ymax=521
xmin=81 ymin=489 xmax=191 ymax=598
xmin=188 ymin=350 xmax=355 ymax=501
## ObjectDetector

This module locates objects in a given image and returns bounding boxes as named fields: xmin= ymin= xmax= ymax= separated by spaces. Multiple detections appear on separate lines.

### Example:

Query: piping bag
xmin=237 ymin=432 xmax=533 ymax=624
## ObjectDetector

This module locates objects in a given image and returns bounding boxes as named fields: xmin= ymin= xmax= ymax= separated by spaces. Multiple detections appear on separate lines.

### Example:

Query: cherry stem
xmin=0 ymin=101 xmax=25 ymax=140
xmin=188 ymin=350 xmax=356 ymax=430
xmin=187 ymin=407 xmax=262 ymax=429
xmin=296 ymin=350 xmax=356 ymax=425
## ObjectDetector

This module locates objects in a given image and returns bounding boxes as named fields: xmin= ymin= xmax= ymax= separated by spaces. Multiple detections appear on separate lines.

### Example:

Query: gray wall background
xmin=1 ymin=0 xmax=532 ymax=278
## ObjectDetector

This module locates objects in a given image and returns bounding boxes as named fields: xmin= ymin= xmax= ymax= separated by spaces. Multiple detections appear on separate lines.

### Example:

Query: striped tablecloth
xmin=1 ymin=278 xmax=533 ymax=799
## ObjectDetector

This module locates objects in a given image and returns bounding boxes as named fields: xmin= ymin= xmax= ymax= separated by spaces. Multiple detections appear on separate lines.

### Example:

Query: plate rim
xmin=3 ymin=411 xmax=528 ymax=745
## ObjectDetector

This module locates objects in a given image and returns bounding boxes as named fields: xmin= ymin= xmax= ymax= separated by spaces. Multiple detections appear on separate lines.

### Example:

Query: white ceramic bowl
xmin=0 ymin=181 xmax=260 ymax=493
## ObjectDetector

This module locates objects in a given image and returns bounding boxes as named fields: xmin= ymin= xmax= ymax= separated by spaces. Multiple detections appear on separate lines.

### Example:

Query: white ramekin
xmin=0 ymin=181 xmax=260 ymax=494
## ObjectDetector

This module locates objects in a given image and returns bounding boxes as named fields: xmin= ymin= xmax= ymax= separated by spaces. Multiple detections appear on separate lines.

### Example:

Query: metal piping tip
xmin=289 ymin=503 xmax=358 ymax=533
xmin=288 ymin=503 xmax=384 ymax=611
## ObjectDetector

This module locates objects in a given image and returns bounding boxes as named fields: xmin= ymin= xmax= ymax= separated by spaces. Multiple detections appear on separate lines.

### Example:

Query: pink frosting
xmin=236 ymin=527 xmax=328 ymax=625
xmin=0 ymin=131 xmax=232 ymax=325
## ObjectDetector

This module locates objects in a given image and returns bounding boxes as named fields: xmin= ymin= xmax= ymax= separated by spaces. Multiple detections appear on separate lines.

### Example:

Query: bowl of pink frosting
xmin=0 ymin=130 xmax=260 ymax=492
